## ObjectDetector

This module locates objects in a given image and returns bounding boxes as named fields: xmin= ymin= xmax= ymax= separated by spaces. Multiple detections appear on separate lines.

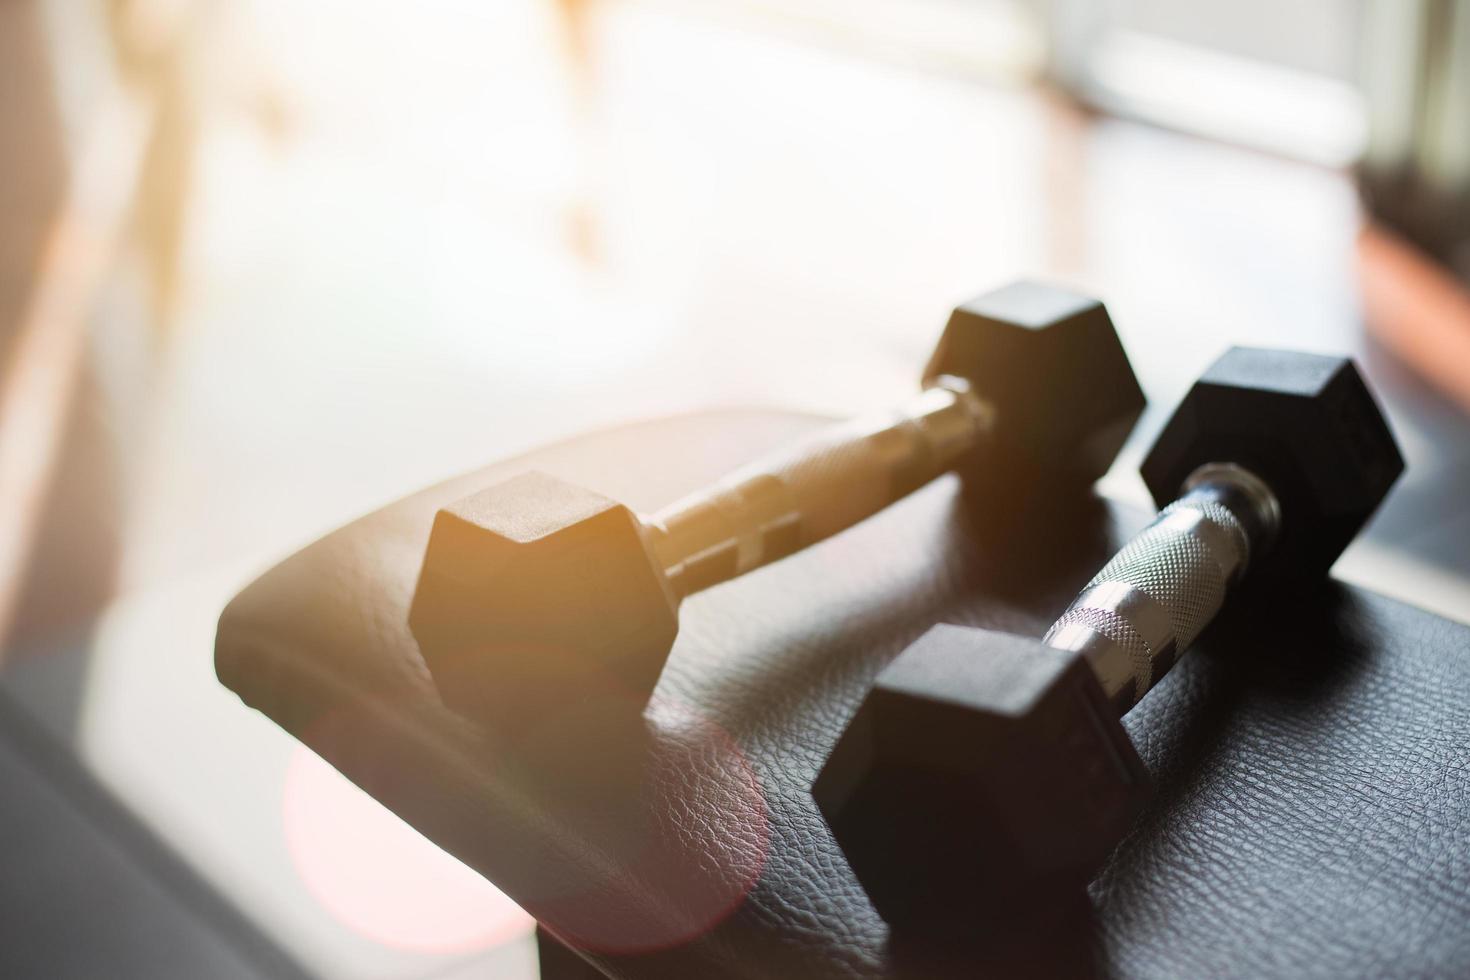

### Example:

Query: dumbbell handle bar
xmin=1044 ymin=462 xmax=1282 ymax=714
xmin=645 ymin=380 xmax=992 ymax=598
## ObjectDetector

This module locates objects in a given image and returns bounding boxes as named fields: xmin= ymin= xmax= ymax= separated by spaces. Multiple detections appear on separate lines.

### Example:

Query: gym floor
xmin=2 ymin=1 xmax=1468 ymax=978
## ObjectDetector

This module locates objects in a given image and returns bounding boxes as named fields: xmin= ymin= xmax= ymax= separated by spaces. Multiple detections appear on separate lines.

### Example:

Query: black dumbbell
xmin=813 ymin=347 xmax=1404 ymax=930
xmin=409 ymin=282 xmax=1145 ymax=732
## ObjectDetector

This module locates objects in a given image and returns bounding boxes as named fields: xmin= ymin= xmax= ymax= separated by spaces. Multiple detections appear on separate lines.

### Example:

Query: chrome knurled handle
xmin=1044 ymin=464 xmax=1280 ymax=713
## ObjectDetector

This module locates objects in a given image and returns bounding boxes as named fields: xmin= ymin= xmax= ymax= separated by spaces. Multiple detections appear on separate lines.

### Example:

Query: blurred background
xmin=2 ymin=0 xmax=1469 ymax=977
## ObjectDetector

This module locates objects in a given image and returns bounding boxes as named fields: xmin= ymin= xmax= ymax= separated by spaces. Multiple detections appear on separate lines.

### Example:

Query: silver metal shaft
xmin=644 ymin=380 xmax=993 ymax=599
xmin=1043 ymin=463 xmax=1282 ymax=714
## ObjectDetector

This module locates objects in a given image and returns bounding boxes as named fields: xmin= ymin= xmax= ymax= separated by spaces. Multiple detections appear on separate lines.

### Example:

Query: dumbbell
xmin=408 ymin=282 xmax=1145 ymax=730
xmin=813 ymin=347 xmax=1404 ymax=930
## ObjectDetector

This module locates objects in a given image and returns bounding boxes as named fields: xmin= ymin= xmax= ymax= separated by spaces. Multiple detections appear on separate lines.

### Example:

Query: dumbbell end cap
xmin=923 ymin=281 xmax=1145 ymax=488
xmin=409 ymin=471 xmax=679 ymax=730
xmin=1141 ymin=348 xmax=1404 ymax=585
xmin=815 ymin=625 xmax=1148 ymax=928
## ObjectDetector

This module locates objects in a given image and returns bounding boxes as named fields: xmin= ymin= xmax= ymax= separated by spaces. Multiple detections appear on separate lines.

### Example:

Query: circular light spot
xmin=283 ymin=743 xmax=533 ymax=954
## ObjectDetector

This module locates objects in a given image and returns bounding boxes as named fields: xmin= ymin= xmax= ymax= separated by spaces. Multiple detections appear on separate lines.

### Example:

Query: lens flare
xmin=282 ymin=743 xmax=533 ymax=955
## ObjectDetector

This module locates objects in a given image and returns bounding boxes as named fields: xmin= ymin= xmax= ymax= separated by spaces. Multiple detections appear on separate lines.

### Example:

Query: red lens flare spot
xmin=282 ymin=743 xmax=533 ymax=955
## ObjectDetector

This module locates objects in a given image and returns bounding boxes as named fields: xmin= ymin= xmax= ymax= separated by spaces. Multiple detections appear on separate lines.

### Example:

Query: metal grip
xmin=1043 ymin=492 xmax=1253 ymax=712
xmin=648 ymin=385 xmax=989 ymax=597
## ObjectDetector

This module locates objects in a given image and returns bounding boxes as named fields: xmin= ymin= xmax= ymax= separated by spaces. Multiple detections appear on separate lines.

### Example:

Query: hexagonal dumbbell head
xmin=1141 ymin=348 xmax=1404 ymax=586
xmin=924 ymin=281 xmax=1145 ymax=487
xmin=813 ymin=625 xmax=1149 ymax=929
xmin=408 ymin=472 xmax=678 ymax=728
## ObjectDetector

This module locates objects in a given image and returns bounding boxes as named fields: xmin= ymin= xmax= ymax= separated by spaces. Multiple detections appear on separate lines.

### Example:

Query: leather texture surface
xmin=216 ymin=410 xmax=1470 ymax=978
